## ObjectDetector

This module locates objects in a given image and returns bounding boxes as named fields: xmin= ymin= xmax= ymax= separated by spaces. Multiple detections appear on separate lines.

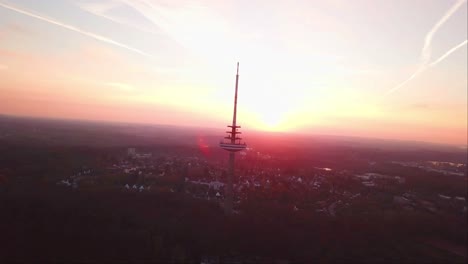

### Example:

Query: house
xmin=393 ymin=196 xmax=411 ymax=205
xmin=438 ymin=194 xmax=451 ymax=200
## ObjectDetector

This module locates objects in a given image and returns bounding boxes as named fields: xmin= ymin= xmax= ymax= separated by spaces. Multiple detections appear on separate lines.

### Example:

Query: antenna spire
xmin=232 ymin=62 xmax=239 ymax=129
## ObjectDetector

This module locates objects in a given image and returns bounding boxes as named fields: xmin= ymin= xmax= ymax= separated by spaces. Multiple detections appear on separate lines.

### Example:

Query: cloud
xmin=105 ymin=82 xmax=135 ymax=92
xmin=2 ymin=23 xmax=32 ymax=35
xmin=409 ymin=103 xmax=430 ymax=110
xmin=76 ymin=0 xmax=121 ymax=22
xmin=386 ymin=0 xmax=467 ymax=95
xmin=0 ymin=1 xmax=155 ymax=58
xmin=76 ymin=1 xmax=128 ymax=26
xmin=0 ymin=23 xmax=32 ymax=40
xmin=117 ymin=0 xmax=235 ymax=57
xmin=76 ymin=0 xmax=159 ymax=34
xmin=78 ymin=0 xmax=120 ymax=13
xmin=338 ymin=66 xmax=382 ymax=76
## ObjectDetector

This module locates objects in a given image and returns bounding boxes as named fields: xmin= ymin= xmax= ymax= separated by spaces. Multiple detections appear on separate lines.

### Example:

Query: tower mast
xmin=220 ymin=62 xmax=246 ymax=215
xmin=232 ymin=62 xmax=239 ymax=132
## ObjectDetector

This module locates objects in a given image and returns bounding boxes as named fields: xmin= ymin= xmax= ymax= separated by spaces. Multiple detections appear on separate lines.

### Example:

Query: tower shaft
xmin=225 ymin=152 xmax=235 ymax=215
xmin=220 ymin=62 xmax=246 ymax=215
xmin=225 ymin=63 xmax=239 ymax=215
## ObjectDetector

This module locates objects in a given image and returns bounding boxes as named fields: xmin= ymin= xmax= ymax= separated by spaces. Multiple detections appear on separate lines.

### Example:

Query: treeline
xmin=370 ymin=162 xmax=467 ymax=197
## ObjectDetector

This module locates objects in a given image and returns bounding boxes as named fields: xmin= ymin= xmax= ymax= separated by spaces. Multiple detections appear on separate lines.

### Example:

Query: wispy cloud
xmin=0 ymin=1 xmax=155 ymax=58
xmin=386 ymin=0 xmax=467 ymax=95
xmin=76 ymin=0 xmax=121 ymax=23
xmin=105 ymin=82 xmax=135 ymax=92
xmin=118 ymin=0 xmax=234 ymax=57
xmin=76 ymin=0 xmax=159 ymax=34
xmin=2 ymin=23 xmax=32 ymax=35
xmin=409 ymin=103 xmax=430 ymax=110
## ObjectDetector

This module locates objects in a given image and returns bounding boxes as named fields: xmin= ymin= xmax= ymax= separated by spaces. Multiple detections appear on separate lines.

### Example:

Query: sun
xmin=243 ymin=102 xmax=294 ymax=132
xmin=260 ymin=111 xmax=284 ymax=131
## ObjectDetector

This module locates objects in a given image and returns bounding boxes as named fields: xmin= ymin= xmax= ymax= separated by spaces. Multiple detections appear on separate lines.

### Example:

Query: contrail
xmin=386 ymin=40 xmax=467 ymax=95
xmin=429 ymin=39 xmax=467 ymax=67
xmin=0 ymin=1 xmax=154 ymax=58
xmin=76 ymin=0 xmax=160 ymax=35
xmin=421 ymin=0 xmax=467 ymax=64
xmin=385 ymin=67 xmax=425 ymax=95
xmin=386 ymin=0 xmax=466 ymax=95
xmin=119 ymin=0 xmax=170 ymax=34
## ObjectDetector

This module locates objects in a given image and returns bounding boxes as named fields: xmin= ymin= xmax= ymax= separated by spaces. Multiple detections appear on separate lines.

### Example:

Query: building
xmin=128 ymin=148 xmax=136 ymax=157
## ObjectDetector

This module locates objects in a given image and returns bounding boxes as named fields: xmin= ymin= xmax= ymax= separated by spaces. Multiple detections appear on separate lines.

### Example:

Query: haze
xmin=0 ymin=0 xmax=466 ymax=145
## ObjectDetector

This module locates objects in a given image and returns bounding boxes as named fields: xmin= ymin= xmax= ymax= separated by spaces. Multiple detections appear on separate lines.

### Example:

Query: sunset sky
xmin=0 ymin=0 xmax=466 ymax=145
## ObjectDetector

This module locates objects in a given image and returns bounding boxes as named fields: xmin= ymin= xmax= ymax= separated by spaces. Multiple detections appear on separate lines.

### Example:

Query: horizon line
xmin=0 ymin=113 xmax=465 ymax=149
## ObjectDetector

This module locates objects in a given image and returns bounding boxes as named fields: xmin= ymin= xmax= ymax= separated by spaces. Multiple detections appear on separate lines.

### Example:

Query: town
xmin=55 ymin=147 xmax=467 ymax=220
xmin=0 ymin=116 xmax=466 ymax=263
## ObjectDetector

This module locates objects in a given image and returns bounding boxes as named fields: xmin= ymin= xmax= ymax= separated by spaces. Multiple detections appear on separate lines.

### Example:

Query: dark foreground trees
xmin=0 ymin=185 xmax=465 ymax=263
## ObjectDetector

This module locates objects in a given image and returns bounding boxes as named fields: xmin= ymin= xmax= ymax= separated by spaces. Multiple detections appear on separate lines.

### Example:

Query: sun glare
xmin=260 ymin=111 xmax=284 ymax=131
xmin=243 ymin=102 xmax=294 ymax=132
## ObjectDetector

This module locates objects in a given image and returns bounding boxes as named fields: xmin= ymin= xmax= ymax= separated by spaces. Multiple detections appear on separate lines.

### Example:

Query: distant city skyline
xmin=0 ymin=0 xmax=466 ymax=145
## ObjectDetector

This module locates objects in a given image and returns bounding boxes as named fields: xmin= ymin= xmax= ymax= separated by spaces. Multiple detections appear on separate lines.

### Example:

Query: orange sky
xmin=0 ymin=0 xmax=466 ymax=146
